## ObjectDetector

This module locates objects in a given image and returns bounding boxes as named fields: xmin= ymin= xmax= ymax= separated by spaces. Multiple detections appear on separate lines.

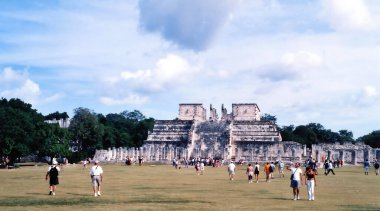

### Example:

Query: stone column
xmin=119 ymin=147 xmax=123 ymax=161
xmin=303 ymin=145 xmax=307 ymax=157
xmin=352 ymin=151 xmax=357 ymax=165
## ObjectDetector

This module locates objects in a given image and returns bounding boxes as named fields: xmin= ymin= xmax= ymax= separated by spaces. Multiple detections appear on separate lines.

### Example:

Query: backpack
xmin=375 ymin=163 xmax=380 ymax=169
xmin=49 ymin=166 xmax=59 ymax=178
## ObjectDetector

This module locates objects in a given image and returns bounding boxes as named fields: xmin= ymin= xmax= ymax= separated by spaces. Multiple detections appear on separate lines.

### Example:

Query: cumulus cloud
xmin=138 ymin=0 xmax=237 ymax=51
xmin=352 ymin=85 xmax=378 ymax=106
xmin=99 ymin=94 xmax=149 ymax=106
xmin=320 ymin=0 xmax=376 ymax=31
xmin=258 ymin=50 xmax=323 ymax=82
xmin=118 ymin=54 xmax=198 ymax=91
xmin=0 ymin=67 xmax=61 ymax=104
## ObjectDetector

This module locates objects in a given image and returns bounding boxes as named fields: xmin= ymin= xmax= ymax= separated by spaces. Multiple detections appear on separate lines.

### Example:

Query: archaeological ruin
xmin=93 ymin=103 xmax=379 ymax=165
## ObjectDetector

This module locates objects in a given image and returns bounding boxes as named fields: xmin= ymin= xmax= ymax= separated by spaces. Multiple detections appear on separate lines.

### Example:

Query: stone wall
xmin=312 ymin=143 xmax=380 ymax=165
xmin=178 ymin=104 xmax=206 ymax=121
xmin=232 ymin=104 xmax=260 ymax=121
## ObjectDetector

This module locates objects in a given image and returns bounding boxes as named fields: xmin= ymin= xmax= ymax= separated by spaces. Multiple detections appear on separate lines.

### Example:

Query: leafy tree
xmin=293 ymin=125 xmax=318 ymax=147
xmin=357 ymin=131 xmax=380 ymax=148
xmin=261 ymin=113 xmax=277 ymax=124
xmin=0 ymin=98 xmax=42 ymax=161
xmin=33 ymin=123 xmax=71 ymax=163
xmin=121 ymin=110 xmax=145 ymax=122
xmin=68 ymin=107 xmax=104 ymax=157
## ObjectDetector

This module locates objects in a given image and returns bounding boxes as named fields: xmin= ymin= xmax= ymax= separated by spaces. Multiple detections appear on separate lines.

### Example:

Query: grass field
xmin=0 ymin=163 xmax=379 ymax=211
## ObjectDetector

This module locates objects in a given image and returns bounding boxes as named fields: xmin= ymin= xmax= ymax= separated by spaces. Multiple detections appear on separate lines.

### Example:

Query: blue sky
xmin=1 ymin=0 xmax=380 ymax=138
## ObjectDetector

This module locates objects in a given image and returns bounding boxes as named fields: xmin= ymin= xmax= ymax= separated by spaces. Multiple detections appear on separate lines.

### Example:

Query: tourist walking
xmin=364 ymin=159 xmax=370 ymax=175
xmin=45 ymin=160 xmax=60 ymax=196
xmin=374 ymin=160 xmax=379 ymax=175
xmin=228 ymin=161 xmax=236 ymax=180
xmin=264 ymin=162 xmax=271 ymax=182
xmin=325 ymin=161 xmax=335 ymax=176
xmin=278 ymin=161 xmax=285 ymax=178
xmin=247 ymin=163 xmax=254 ymax=183
xmin=270 ymin=162 xmax=275 ymax=179
xmin=288 ymin=162 xmax=303 ymax=200
xmin=200 ymin=162 xmax=205 ymax=175
xmin=304 ymin=167 xmax=317 ymax=201
xmin=90 ymin=160 xmax=104 ymax=197
xmin=195 ymin=162 xmax=200 ymax=175
xmin=254 ymin=162 xmax=260 ymax=183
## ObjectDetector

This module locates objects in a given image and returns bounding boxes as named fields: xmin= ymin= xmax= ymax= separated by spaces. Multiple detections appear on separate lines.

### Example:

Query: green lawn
xmin=0 ymin=164 xmax=379 ymax=210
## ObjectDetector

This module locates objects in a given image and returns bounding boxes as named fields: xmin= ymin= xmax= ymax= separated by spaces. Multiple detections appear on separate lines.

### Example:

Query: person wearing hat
xmin=45 ymin=160 xmax=60 ymax=195
xmin=90 ymin=160 xmax=104 ymax=197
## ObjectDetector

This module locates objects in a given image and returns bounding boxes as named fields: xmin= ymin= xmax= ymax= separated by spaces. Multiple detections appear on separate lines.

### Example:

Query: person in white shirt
xmin=278 ymin=161 xmax=285 ymax=178
xmin=90 ymin=160 xmax=104 ymax=197
xmin=45 ymin=160 xmax=60 ymax=196
xmin=228 ymin=161 xmax=236 ymax=180
xmin=200 ymin=162 xmax=205 ymax=175
xmin=287 ymin=162 xmax=303 ymax=200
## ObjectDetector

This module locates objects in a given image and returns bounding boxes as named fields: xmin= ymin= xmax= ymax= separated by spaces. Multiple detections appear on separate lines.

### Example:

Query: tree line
xmin=262 ymin=113 xmax=380 ymax=148
xmin=0 ymin=98 xmax=153 ymax=164
xmin=1 ymin=99 xmax=379 ymax=164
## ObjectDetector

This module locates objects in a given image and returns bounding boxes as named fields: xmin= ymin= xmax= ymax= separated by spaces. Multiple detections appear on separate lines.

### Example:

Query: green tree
xmin=34 ymin=123 xmax=71 ymax=163
xmin=357 ymin=131 xmax=380 ymax=148
xmin=0 ymin=98 xmax=42 ymax=162
xmin=69 ymin=107 xmax=104 ymax=157
xmin=261 ymin=113 xmax=277 ymax=124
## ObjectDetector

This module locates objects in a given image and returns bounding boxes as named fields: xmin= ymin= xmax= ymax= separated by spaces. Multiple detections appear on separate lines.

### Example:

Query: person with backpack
xmin=374 ymin=160 xmax=379 ymax=175
xmin=45 ymin=160 xmax=60 ymax=196
xmin=254 ymin=162 xmax=260 ymax=183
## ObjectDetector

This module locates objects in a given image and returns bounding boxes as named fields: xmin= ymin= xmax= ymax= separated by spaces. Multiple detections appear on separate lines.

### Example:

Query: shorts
xmin=290 ymin=180 xmax=301 ymax=188
xmin=229 ymin=170 xmax=235 ymax=175
xmin=92 ymin=175 xmax=102 ymax=186
xmin=254 ymin=170 xmax=259 ymax=175
xmin=49 ymin=177 xmax=59 ymax=186
xmin=364 ymin=167 xmax=369 ymax=172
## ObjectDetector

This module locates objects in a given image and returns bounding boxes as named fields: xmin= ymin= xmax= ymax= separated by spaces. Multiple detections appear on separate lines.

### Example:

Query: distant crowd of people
xmin=42 ymin=155 xmax=379 ymax=200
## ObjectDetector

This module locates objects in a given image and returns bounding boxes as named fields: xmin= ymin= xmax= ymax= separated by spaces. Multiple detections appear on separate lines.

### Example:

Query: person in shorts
xmin=288 ymin=162 xmax=303 ymax=200
xmin=45 ymin=160 xmax=60 ymax=196
xmin=246 ymin=163 xmax=254 ymax=183
xmin=254 ymin=162 xmax=260 ymax=183
xmin=228 ymin=161 xmax=236 ymax=180
xmin=264 ymin=162 xmax=271 ymax=182
xmin=363 ymin=159 xmax=370 ymax=175
xmin=278 ymin=161 xmax=285 ymax=178
xmin=90 ymin=160 xmax=104 ymax=197
xmin=374 ymin=160 xmax=379 ymax=175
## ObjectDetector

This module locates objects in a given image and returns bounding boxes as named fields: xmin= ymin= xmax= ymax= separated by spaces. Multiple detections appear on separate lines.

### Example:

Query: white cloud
xmin=320 ymin=0 xmax=376 ymax=31
xmin=281 ymin=51 xmax=323 ymax=68
xmin=118 ymin=54 xmax=197 ymax=91
xmin=0 ymin=67 xmax=62 ymax=105
xmin=99 ymin=94 xmax=148 ymax=106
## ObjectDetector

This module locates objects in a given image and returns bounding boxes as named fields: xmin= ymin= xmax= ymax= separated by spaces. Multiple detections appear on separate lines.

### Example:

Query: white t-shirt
xmin=279 ymin=162 xmax=284 ymax=169
xmin=48 ymin=165 xmax=60 ymax=172
xmin=200 ymin=163 xmax=205 ymax=170
xmin=228 ymin=163 xmax=235 ymax=171
xmin=291 ymin=168 xmax=302 ymax=181
xmin=90 ymin=165 xmax=103 ymax=176
xmin=254 ymin=164 xmax=260 ymax=172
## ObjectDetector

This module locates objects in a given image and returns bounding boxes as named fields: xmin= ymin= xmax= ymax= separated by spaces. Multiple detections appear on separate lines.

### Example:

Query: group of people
xmin=45 ymin=160 xmax=104 ymax=197
xmin=238 ymin=160 xmax=316 ymax=201
xmin=364 ymin=158 xmax=380 ymax=175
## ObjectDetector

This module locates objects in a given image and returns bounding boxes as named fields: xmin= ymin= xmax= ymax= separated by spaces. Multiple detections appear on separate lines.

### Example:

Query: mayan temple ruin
xmin=93 ymin=103 xmax=380 ymax=165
